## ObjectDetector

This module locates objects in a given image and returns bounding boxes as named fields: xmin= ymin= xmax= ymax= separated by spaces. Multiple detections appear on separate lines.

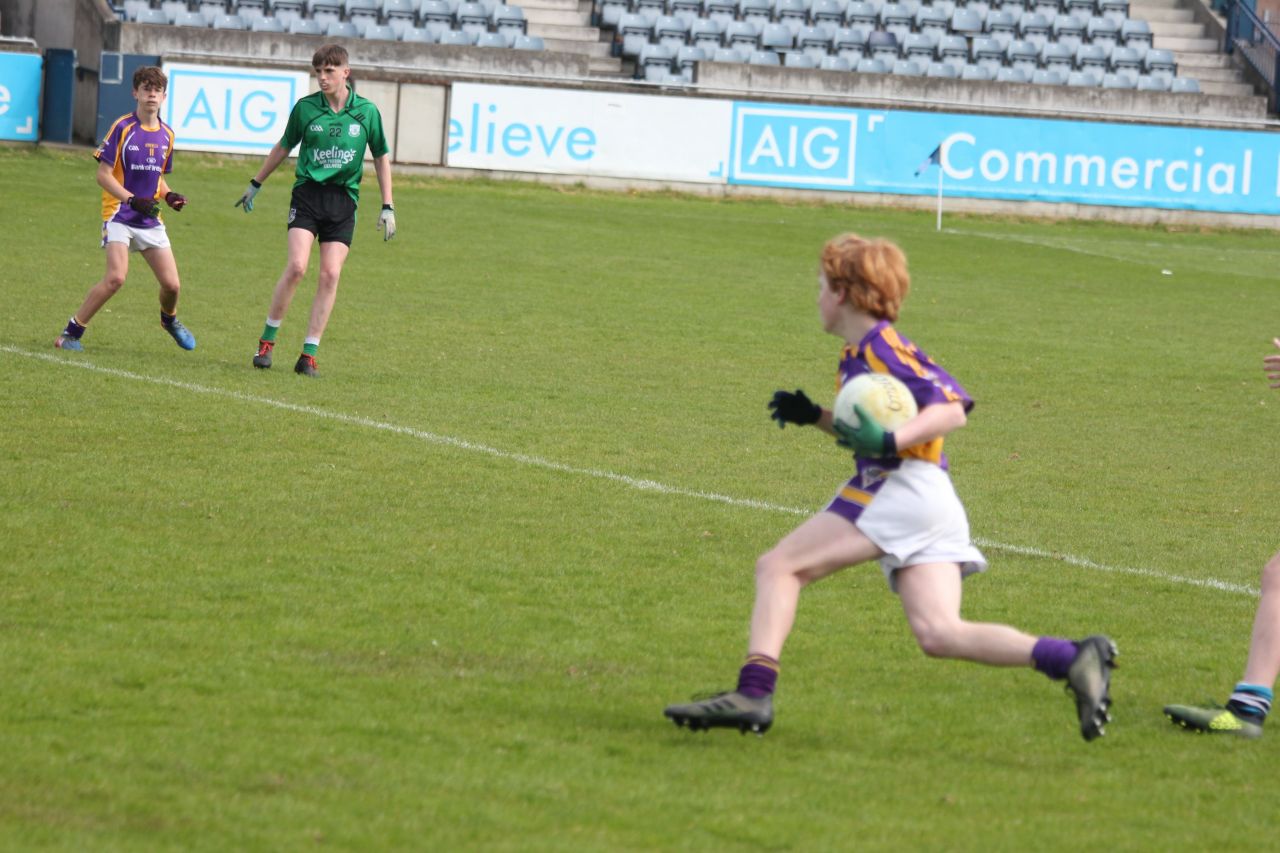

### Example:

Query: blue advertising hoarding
xmin=0 ymin=52 xmax=42 ymax=142
xmin=163 ymin=62 xmax=309 ymax=155
xmin=729 ymin=101 xmax=1280 ymax=215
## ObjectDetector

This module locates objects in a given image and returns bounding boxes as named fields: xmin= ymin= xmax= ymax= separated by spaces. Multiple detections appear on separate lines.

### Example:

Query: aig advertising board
xmin=0 ymin=52 xmax=42 ymax=142
xmin=162 ymin=62 xmax=309 ymax=155
xmin=448 ymin=83 xmax=1280 ymax=216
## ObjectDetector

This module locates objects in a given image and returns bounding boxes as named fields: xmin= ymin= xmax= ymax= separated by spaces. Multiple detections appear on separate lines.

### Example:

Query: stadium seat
xmin=122 ymin=0 xmax=150 ymax=20
xmin=1005 ymin=39 xmax=1039 ymax=74
xmin=705 ymin=0 xmax=737 ymax=25
xmin=251 ymin=15 xmax=287 ymax=29
xmin=615 ymin=14 xmax=652 ymax=56
xmin=174 ymin=10 xmax=210 ymax=25
xmin=272 ymin=0 xmax=305 ymax=23
xmin=866 ymin=28 xmax=897 ymax=60
xmin=668 ymin=0 xmax=702 ymax=21
xmin=493 ymin=4 xmax=527 ymax=37
xmin=915 ymin=5 xmax=948 ymax=41
xmin=197 ymin=0 xmax=228 ymax=20
xmin=1063 ymin=0 xmax=1092 ymax=19
xmin=820 ymin=54 xmax=852 ymax=69
xmin=936 ymin=35 xmax=968 ymax=68
xmin=832 ymin=26 xmax=867 ymax=60
xmin=1066 ymin=69 xmax=1098 ymax=85
xmin=1031 ymin=68 xmax=1065 ymax=84
xmin=971 ymin=37 xmax=1004 ymax=71
xmin=307 ymin=0 xmax=343 ymax=25
xmin=878 ymin=2 xmax=912 ymax=42
xmin=438 ymin=27 xmax=476 ymax=43
xmin=812 ymin=0 xmax=845 ymax=29
xmin=1040 ymin=41 xmax=1073 ymax=74
xmin=327 ymin=19 xmax=360 ymax=35
xmin=456 ymin=2 xmax=489 ymax=35
xmin=132 ymin=7 xmax=168 ymax=24
xmin=633 ymin=0 xmax=665 ymax=21
xmin=844 ymin=0 xmax=878 ymax=28
xmin=655 ymin=14 xmax=690 ymax=48
xmin=513 ymin=33 xmax=544 ymax=48
xmin=740 ymin=0 xmax=773 ymax=26
xmin=1086 ymin=15 xmax=1119 ymax=50
xmin=1099 ymin=0 xmax=1128 ymax=23
xmin=891 ymin=58 xmax=923 ymax=74
xmin=1144 ymin=47 xmax=1175 ymax=82
xmin=1134 ymin=73 xmax=1168 ymax=90
xmin=796 ymin=25 xmax=833 ymax=60
xmin=786 ymin=51 xmax=818 ymax=67
xmin=382 ymin=0 xmax=417 ymax=33
xmin=996 ymin=65 xmax=1028 ymax=81
xmin=759 ymin=21 xmax=794 ymax=51
xmin=925 ymin=60 xmax=957 ymax=77
xmin=1120 ymin=18 xmax=1152 ymax=52
xmin=363 ymin=22 xmax=398 ymax=37
xmin=1109 ymin=44 xmax=1141 ymax=80
xmin=1100 ymin=71 xmax=1134 ymax=87
xmin=212 ymin=12 xmax=248 ymax=26
xmin=777 ymin=0 xmax=809 ymax=32
xmin=159 ymin=1 xmax=189 ymax=23
xmin=1170 ymin=76 xmax=1200 ymax=93
xmin=599 ymin=0 xmax=629 ymax=26
xmin=400 ymin=25 xmax=435 ymax=40
xmin=289 ymin=16 xmax=325 ymax=32
xmin=471 ymin=29 xmax=503 ymax=46
xmin=1075 ymin=42 xmax=1108 ymax=74
xmin=901 ymin=32 xmax=934 ymax=62
xmin=748 ymin=48 xmax=781 ymax=64
xmin=419 ymin=0 xmax=455 ymax=39
xmin=690 ymin=18 xmax=724 ymax=48
xmin=346 ymin=0 xmax=380 ymax=27
xmin=984 ymin=9 xmax=1017 ymax=47
xmin=855 ymin=56 xmax=888 ymax=72
xmin=712 ymin=45 xmax=748 ymax=61
xmin=1017 ymin=12 xmax=1051 ymax=49
xmin=725 ymin=19 xmax=761 ymax=49
xmin=233 ymin=0 xmax=268 ymax=16
xmin=1052 ymin=13 xmax=1085 ymax=52
xmin=1028 ymin=0 xmax=1057 ymax=18
xmin=961 ymin=63 xmax=992 ymax=79
xmin=949 ymin=7 xmax=983 ymax=37
xmin=676 ymin=44 xmax=706 ymax=78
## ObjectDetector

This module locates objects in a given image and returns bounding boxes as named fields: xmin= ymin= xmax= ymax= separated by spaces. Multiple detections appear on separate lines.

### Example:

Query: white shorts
xmin=102 ymin=220 xmax=171 ymax=253
xmin=854 ymin=459 xmax=988 ymax=593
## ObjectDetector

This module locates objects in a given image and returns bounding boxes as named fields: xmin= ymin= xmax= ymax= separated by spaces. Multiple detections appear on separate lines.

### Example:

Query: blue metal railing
xmin=1226 ymin=0 xmax=1280 ymax=110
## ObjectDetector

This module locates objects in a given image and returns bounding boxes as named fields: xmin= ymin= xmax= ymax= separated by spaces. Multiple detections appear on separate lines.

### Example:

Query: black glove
xmin=164 ymin=191 xmax=187 ymax=211
xmin=127 ymin=195 xmax=160 ymax=217
xmin=768 ymin=389 xmax=821 ymax=428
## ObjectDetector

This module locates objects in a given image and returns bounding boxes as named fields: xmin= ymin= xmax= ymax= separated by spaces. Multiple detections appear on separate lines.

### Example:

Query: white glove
xmin=379 ymin=204 xmax=396 ymax=241
xmin=235 ymin=178 xmax=261 ymax=212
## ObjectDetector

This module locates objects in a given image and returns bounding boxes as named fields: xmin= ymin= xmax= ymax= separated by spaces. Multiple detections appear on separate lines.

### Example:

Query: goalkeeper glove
xmin=127 ymin=195 xmax=160 ymax=217
xmin=235 ymin=178 xmax=261 ymax=212
xmin=768 ymin=389 xmax=821 ymax=428
xmin=378 ymin=204 xmax=396 ymax=241
xmin=833 ymin=404 xmax=899 ymax=458
xmin=164 ymin=191 xmax=187 ymax=211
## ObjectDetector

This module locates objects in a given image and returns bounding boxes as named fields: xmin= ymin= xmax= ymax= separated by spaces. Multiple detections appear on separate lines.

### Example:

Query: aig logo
xmin=729 ymin=104 xmax=857 ymax=189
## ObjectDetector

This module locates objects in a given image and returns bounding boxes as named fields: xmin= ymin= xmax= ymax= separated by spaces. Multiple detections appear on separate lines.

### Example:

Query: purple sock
xmin=64 ymin=317 xmax=85 ymax=339
xmin=1032 ymin=637 xmax=1078 ymax=680
xmin=737 ymin=653 xmax=779 ymax=698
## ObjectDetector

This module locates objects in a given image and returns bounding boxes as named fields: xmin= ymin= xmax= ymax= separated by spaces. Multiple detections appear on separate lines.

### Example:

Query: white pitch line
xmin=4 ymin=343 xmax=1259 ymax=597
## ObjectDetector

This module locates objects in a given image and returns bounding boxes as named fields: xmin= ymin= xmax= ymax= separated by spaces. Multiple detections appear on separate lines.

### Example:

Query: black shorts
xmin=287 ymin=182 xmax=357 ymax=245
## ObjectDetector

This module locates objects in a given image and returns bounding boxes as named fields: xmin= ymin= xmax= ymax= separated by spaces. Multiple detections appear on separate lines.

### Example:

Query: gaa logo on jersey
xmin=309 ymin=123 xmax=324 ymax=132
xmin=348 ymin=124 xmax=360 ymax=137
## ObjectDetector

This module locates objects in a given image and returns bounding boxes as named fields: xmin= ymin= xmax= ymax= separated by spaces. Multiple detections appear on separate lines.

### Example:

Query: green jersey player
xmin=236 ymin=43 xmax=395 ymax=377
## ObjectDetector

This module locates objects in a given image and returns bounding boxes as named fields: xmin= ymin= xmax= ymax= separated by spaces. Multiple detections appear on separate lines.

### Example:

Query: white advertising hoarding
xmin=163 ymin=62 xmax=310 ymax=155
xmin=447 ymin=83 xmax=732 ymax=183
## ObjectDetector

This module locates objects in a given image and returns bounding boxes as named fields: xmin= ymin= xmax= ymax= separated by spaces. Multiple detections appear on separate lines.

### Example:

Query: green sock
xmin=261 ymin=323 xmax=279 ymax=342
xmin=302 ymin=342 xmax=318 ymax=357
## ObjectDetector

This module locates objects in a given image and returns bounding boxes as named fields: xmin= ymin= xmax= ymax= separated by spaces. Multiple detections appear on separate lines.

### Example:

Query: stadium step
xmin=1129 ymin=5 xmax=1196 ymax=22
xmin=535 ymin=34 xmax=615 ymax=55
xmin=1196 ymin=79 xmax=1259 ymax=96
xmin=1155 ymin=34 xmax=1224 ymax=51
xmin=524 ymin=6 xmax=588 ymax=25
xmin=1148 ymin=19 xmax=1215 ymax=38
xmin=527 ymin=21 xmax=602 ymax=39
xmin=518 ymin=0 xmax=582 ymax=10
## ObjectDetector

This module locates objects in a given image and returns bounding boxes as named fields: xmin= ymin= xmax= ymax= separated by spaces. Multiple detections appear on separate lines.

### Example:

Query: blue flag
xmin=914 ymin=144 xmax=942 ymax=176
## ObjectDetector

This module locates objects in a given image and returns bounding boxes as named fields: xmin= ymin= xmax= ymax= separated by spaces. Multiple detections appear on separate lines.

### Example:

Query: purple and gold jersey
xmin=94 ymin=112 xmax=175 ymax=229
xmin=830 ymin=320 xmax=972 ymax=514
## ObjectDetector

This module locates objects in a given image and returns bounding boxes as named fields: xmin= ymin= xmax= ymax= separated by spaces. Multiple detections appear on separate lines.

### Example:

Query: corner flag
xmin=915 ymin=144 xmax=942 ymax=176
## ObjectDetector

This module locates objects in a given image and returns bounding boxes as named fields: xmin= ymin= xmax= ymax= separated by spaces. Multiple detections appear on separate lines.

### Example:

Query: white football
xmin=833 ymin=373 xmax=918 ymax=432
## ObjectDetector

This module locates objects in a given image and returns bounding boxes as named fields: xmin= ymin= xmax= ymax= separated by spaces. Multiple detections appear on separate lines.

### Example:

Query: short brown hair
xmin=312 ymin=44 xmax=349 ymax=69
xmin=821 ymin=233 xmax=910 ymax=322
xmin=132 ymin=66 xmax=167 ymax=92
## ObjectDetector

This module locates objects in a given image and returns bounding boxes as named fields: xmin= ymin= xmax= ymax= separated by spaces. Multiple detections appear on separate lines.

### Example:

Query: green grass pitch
xmin=2 ymin=143 xmax=1279 ymax=849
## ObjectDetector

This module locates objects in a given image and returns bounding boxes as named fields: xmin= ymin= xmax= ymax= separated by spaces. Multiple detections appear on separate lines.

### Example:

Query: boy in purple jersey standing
xmin=1163 ymin=337 xmax=1280 ymax=738
xmin=664 ymin=233 xmax=1118 ymax=740
xmin=55 ymin=66 xmax=195 ymax=353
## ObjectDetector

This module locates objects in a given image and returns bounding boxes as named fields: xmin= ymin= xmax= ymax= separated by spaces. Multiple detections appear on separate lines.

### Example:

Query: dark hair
xmin=132 ymin=65 xmax=167 ymax=92
xmin=312 ymin=44 xmax=350 ymax=69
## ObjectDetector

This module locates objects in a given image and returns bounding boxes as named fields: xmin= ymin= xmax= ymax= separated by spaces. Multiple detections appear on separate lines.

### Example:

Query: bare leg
xmin=1242 ymin=551 xmax=1280 ymax=687
xmin=896 ymin=562 xmax=1037 ymax=665
xmin=266 ymin=228 xmax=317 ymax=322
xmin=748 ymin=512 xmax=882 ymax=660
xmin=73 ymin=243 xmax=130 ymax=325
xmin=305 ymin=240 xmax=350 ymax=341
xmin=140 ymin=246 xmax=181 ymax=314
